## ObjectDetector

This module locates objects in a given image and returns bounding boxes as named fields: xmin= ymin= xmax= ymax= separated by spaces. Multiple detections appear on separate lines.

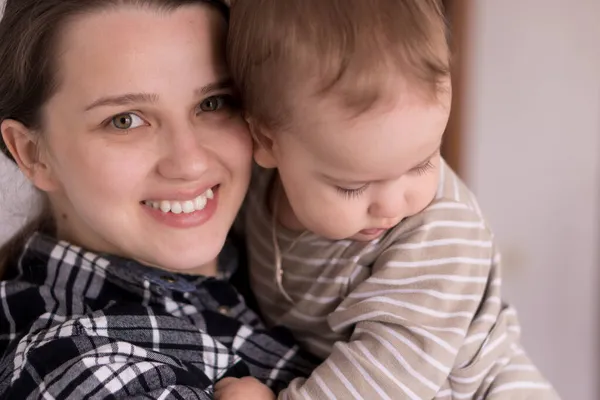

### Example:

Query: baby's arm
xmin=278 ymin=203 xmax=554 ymax=399
xmin=215 ymin=377 xmax=275 ymax=400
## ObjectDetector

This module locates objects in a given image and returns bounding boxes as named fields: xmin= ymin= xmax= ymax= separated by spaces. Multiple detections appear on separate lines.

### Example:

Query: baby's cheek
xmin=410 ymin=179 xmax=439 ymax=214
xmin=315 ymin=200 xmax=360 ymax=236
xmin=303 ymin=193 xmax=335 ymax=221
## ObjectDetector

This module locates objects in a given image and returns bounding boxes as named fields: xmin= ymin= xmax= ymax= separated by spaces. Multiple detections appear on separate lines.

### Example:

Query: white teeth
xmin=145 ymin=188 xmax=215 ymax=214
xmin=171 ymin=202 xmax=182 ymax=214
xmin=160 ymin=200 xmax=170 ymax=213
xmin=182 ymin=200 xmax=195 ymax=213
xmin=194 ymin=196 xmax=207 ymax=210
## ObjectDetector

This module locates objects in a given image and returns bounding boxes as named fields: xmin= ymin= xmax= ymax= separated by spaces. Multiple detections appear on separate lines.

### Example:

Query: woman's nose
xmin=157 ymin=124 xmax=210 ymax=181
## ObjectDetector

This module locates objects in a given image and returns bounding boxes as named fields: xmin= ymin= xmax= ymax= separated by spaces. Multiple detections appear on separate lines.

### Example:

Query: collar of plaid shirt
xmin=0 ymin=233 xmax=316 ymax=399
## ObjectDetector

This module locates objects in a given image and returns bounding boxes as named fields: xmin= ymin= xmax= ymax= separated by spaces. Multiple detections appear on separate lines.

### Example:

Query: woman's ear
xmin=246 ymin=117 xmax=279 ymax=169
xmin=1 ymin=119 xmax=58 ymax=192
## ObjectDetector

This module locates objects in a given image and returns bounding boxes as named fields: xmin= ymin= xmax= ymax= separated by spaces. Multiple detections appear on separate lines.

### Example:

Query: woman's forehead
xmin=52 ymin=5 xmax=226 ymax=103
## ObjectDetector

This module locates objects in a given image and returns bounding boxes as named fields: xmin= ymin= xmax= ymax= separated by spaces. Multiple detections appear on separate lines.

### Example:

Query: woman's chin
xmin=141 ymin=237 xmax=224 ymax=275
xmin=137 ymin=254 xmax=217 ymax=276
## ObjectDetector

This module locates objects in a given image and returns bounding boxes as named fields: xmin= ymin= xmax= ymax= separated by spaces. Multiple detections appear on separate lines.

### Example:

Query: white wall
xmin=465 ymin=1 xmax=600 ymax=399
xmin=0 ymin=157 xmax=36 ymax=243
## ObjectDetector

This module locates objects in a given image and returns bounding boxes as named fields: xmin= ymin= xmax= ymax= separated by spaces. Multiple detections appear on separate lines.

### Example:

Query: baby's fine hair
xmin=227 ymin=0 xmax=451 ymax=130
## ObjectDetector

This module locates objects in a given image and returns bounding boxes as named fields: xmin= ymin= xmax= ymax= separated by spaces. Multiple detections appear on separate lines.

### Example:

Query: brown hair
xmin=0 ymin=0 xmax=229 ymax=276
xmin=227 ymin=0 xmax=450 ymax=130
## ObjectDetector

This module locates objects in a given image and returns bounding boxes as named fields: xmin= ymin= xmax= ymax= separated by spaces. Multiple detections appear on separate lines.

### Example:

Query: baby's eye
xmin=336 ymin=184 xmax=370 ymax=199
xmin=411 ymin=160 xmax=435 ymax=176
xmin=111 ymin=113 xmax=145 ymax=130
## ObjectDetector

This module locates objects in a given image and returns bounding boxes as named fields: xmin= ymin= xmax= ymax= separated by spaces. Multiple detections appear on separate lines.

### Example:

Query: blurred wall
xmin=0 ymin=158 xmax=35 ymax=244
xmin=1 ymin=0 xmax=599 ymax=397
xmin=464 ymin=0 xmax=600 ymax=398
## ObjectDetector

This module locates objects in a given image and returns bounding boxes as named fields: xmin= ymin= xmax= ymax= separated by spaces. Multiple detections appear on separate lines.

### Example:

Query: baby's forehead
xmin=290 ymin=101 xmax=445 ymax=178
xmin=299 ymin=91 xmax=445 ymax=140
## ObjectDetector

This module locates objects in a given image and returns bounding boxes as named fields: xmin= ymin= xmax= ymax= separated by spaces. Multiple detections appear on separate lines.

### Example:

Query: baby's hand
xmin=214 ymin=377 xmax=276 ymax=400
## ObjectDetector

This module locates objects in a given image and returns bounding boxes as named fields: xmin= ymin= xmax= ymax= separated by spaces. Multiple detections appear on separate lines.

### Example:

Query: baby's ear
xmin=245 ymin=117 xmax=279 ymax=169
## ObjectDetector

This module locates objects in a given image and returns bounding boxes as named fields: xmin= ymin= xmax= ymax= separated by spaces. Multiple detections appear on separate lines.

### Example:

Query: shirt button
xmin=160 ymin=275 xmax=176 ymax=283
xmin=218 ymin=306 xmax=230 ymax=316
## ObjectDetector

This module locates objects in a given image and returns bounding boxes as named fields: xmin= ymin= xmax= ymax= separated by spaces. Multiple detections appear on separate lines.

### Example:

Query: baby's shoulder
xmin=434 ymin=159 xmax=484 ymax=216
xmin=379 ymin=164 xmax=493 ymax=251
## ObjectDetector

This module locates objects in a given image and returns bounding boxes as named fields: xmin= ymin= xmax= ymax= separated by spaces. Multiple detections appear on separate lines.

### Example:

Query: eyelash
xmin=335 ymin=160 xmax=435 ymax=199
xmin=412 ymin=160 xmax=435 ymax=176
xmin=336 ymin=184 xmax=370 ymax=199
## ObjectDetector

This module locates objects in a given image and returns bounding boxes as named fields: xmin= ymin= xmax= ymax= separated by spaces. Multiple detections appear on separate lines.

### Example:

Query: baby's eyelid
xmin=337 ymin=183 xmax=369 ymax=191
xmin=412 ymin=159 xmax=434 ymax=170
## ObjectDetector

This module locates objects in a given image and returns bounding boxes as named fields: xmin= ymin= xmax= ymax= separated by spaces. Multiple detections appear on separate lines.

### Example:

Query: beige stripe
xmin=244 ymin=161 xmax=559 ymax=399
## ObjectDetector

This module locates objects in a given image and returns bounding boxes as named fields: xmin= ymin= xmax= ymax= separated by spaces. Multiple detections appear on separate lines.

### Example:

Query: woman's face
xmin=36 ymin=5 xmax=252 ymax=273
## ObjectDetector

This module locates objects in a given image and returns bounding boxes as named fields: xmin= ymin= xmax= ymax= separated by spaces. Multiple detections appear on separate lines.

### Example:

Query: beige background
xmin=464 ymin=1 xmax=600 ymax=398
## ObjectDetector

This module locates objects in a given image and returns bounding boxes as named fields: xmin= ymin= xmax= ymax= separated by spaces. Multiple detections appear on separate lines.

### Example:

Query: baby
xmin=219 ymin=0 xmax=559 ymax=399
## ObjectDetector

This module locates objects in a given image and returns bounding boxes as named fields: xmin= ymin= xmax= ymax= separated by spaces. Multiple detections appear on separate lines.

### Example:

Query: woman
xmin=0 ymin=0 xmax=315 ymax=398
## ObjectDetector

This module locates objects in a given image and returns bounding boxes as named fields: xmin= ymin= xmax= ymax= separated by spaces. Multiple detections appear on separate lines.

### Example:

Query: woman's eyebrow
xmin=84 ymin=79 xmax=233 ymax=112
xmin=84 ymin=93 xmax=159 ymax=111
xmin=195 ymin=78 xmax=232 ymax=96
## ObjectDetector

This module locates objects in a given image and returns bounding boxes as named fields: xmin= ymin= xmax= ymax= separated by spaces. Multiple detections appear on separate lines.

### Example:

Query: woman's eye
xmin=111 ymin=113 xmax=145 ymax=130
xmin=198 ymin=94 xmax=238 ymax=114
xmin=199 ymin=95 xmax=225 ymax=112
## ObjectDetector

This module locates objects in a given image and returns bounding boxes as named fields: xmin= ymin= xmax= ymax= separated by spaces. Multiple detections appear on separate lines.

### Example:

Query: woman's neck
xmin=165 ymin=259 xmax=218 ymax=277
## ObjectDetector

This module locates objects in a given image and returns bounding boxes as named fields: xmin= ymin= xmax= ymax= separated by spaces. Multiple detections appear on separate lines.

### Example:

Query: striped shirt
xmin=245 ymin=161 xmax=559 ymax=399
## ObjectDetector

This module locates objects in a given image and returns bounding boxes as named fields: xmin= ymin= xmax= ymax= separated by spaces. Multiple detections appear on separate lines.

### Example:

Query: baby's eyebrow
xmin=319 ymin=172 xmax=370 ymax=186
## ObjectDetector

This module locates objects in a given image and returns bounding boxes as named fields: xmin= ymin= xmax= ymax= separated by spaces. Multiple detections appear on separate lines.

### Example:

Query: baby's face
xmin=268 ymin=82 xmax=451 ymax=241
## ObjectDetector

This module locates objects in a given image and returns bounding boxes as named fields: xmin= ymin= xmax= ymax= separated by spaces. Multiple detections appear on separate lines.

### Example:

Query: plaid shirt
xmin=0 ymin=233 xmax=317 ymax=399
